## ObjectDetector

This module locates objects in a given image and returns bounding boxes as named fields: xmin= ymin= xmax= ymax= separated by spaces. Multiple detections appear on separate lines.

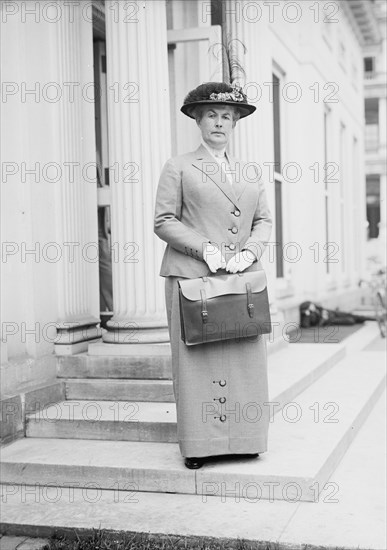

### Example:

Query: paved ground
xmin=1 ymin=324 xmax=386 ymax=549
xmin=1 ymin=386 xmax=385 ymax=549
xmin=0 ymin=537 xmax=48 ymax=550
xmin=279 ymin=387 xmax=386 ymax=548
xmin=363 ymin=334 xmax=387 ymax=352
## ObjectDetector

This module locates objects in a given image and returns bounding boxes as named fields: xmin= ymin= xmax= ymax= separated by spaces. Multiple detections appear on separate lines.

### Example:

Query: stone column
xmin=54 ymin=3 xmax=101 ymax=352
xmin=103 ymin=0 xmax=171 ymax=344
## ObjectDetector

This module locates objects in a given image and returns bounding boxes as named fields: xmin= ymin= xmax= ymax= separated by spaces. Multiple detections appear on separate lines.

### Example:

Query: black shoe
xmin=184 ymin=457 xmax=204 ymax=469
xmin=230 ymin=453 xmax=259 ymax=459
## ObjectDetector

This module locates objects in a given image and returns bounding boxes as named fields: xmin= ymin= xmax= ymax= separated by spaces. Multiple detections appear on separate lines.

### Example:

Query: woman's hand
xmin=226 ymin=249 xmax=256 ymax=273
xmin=203 ymin=242 xmax=227 ymax=273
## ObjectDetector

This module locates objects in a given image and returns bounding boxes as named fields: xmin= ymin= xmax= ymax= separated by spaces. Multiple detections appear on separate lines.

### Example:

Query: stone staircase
xmin=1 ymin=325 xmax=386 ymax=538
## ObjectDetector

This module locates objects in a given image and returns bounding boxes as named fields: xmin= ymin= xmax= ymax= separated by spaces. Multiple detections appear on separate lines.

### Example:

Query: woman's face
xmin=196 ymin=105 xmax=236 ymax=149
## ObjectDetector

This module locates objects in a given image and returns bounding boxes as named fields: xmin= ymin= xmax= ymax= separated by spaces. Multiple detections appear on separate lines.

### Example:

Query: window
xmin=272 ymin=72 xmax=284 ymax=278
xmin=210 ymin=0 xmax=223 ymax=25
xmin=365 ymin=98 xmax=379 ymax=150
xmin=364 ymin=56 xmax=375 ymax=78
xmin=365 ymin=97 xmax=379 ymax=124
xmin=366 ymin=175 xmax=381 ymax=239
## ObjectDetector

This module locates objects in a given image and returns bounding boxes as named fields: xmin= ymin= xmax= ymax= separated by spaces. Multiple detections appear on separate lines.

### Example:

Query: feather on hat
xmin=180 ymin=37 xmax=255 ymax=119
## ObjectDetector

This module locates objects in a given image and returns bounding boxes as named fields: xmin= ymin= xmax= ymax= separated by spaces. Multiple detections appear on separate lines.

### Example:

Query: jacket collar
xmin=191 ymin=144 xmax=247 ymax=206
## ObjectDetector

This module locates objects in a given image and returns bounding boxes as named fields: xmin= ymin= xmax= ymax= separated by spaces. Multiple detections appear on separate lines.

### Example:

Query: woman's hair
xmin=192 ymin=104 xmax=241 ymax=123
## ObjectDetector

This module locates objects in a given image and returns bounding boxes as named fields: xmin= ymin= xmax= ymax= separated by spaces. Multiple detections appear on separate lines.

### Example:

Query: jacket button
xmin=229 ymin=244 xmax=236 ymax=251
xmin=234 ymin=210 xmax=240 ymax=217
xmin=231 ymin=227 xmax=238 ymax=234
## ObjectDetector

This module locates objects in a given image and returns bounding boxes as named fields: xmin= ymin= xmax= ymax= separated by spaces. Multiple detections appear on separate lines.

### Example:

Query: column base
xmin=55 ymin=323 xmax=102 ymax=345
xmin=55 ymin=337 xmax=102 ymax=356
xmin=88 ymin=341 xmax=171 ymax=356
xmin=102 ymin=326 xmax=170 ymax=344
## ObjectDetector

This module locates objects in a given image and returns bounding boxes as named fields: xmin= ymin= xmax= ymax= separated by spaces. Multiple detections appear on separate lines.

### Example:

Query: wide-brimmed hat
xmin=181 ymin=82 xmax=256 ymax=119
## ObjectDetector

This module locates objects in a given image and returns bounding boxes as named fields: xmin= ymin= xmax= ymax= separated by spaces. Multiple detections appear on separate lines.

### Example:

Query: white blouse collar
xmin=200 ymin=137 xmax=227 ymax=159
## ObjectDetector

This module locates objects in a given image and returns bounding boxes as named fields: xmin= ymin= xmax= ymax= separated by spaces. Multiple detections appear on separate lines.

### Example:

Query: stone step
xmin=59 ymin=341 xmax=343 ymax=385
xmin=26 ymin=344 xmax=345 ymax=442
xmin=197 ymin=352 xmax=385 ymax=502
xmin=65 ymin=378 xmax=175 ymax=402
xmin=26 ymin=400 xmax=177 ymax=442
xmin=1 ymin=390 xmax=386 ymax=547
xmin=57 ymin=336 xmax=292 ymax=381
xmin=3 ymin=352 xmax=385 ymax=502
xmin=57 ymin=350 xmax=172 ymax=380
xmin=63 ymin=341 xmax=344 ymax=402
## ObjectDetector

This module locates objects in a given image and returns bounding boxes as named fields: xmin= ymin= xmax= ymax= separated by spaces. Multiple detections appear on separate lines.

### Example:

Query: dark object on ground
xmin=300 ymin=301 xmax=375 ymax=328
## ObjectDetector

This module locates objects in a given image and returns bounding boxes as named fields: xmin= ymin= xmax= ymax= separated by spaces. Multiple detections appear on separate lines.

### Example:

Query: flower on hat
xmin=209 ymin=83 xmax=244 ymax=103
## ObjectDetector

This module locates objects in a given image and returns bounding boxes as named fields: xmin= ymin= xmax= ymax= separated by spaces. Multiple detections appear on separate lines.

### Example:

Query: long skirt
xmin=165 ymin=275 xmax=270 ymax=458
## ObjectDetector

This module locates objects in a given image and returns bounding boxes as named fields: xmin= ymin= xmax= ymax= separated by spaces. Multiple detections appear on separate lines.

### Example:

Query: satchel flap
xmin=178 ymin=271 xmax=267 ymax=301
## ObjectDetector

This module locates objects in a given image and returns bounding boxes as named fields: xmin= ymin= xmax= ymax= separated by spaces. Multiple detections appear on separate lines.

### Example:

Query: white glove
xmin=203 ymin=242 xmax=226 ymax=273
xmin=226 ymin=249 xmax=256 ymax=273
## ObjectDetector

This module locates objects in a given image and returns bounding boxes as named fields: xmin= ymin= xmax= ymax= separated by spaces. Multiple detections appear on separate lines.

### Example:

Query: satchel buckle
xmin=246 ymin=282 xmax=254 ymax=318
xmin=200 ymin=289 xmax=208 ymax=324
xmin=247 ymin=303 xmax=254 ymax=318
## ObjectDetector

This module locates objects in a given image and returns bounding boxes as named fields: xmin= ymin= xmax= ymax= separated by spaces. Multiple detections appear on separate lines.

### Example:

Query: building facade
xmin=363 ymin=0 xmax=386 ymax=261
xmin=1 ymin=0 xmax=381 ymax=400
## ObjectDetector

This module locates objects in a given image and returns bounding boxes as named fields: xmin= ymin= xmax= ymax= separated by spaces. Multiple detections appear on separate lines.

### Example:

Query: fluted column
xmin=55 ymin=2 xmax=101 ymax=349
xmin=103 ymin=0 xmax=170 ymax=343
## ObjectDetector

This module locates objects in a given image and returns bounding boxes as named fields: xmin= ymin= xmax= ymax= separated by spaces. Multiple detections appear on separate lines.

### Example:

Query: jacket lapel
xmin=191 ymin=144 xmax=239 ymax=208
xmin=225 ymin=151 xmax=248 ymax=202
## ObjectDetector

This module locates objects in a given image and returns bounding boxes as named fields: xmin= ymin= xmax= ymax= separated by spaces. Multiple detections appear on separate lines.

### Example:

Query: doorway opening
xmin=92 ymin=1 xmax=113 ymax=329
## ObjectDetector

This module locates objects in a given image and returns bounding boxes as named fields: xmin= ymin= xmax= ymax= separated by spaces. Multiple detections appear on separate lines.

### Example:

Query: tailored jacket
xmin=154 ymin=144 xmax=272 ymax=278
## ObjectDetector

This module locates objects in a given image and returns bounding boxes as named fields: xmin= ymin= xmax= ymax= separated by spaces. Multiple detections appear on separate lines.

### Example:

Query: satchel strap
xmin=200 ymin=288 xmax=208 ymax=324
xmin=200 ymin=273 xmax=248 ymax=323
xmin=246 ymin=282 xmax=254 ymax=318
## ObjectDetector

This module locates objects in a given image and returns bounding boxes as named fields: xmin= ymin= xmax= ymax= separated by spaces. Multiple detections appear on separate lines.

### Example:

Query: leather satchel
xmin=178 ymin=270 xmax=272 ymax=346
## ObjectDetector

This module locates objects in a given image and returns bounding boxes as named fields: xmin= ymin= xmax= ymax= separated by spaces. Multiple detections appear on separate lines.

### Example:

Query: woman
xmin=154 ymin=82 xmax=272 ymax=469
